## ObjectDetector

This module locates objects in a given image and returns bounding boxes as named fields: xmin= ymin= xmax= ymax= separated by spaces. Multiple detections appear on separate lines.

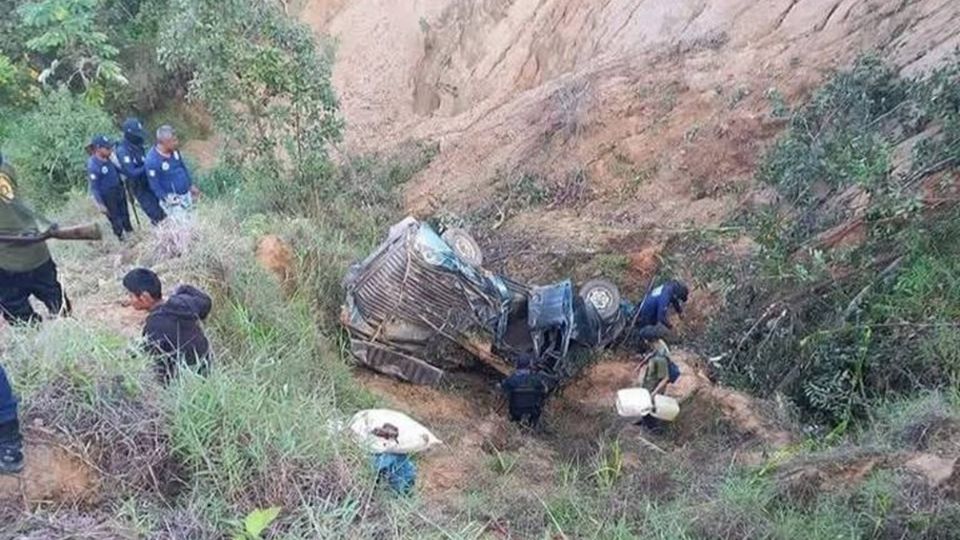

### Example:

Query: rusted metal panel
xmin=350 ymin=339 xmax=444 ymax=385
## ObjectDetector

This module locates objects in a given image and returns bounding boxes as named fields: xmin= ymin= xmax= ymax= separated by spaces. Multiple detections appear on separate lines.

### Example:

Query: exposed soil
xmin=302 ymin=0 xmax=960 ymax=251
xmin=6 ymin=0 xmax=960 ymax=517
xmin=777 ymin=450 xmax=959 ymax=509
xmin=255 ymin=234 xmax=296 ymax=288
xmin=0 ymin=429 xmax=100 ymax=507
xmin=356 ymin=346 xmax=799 ymax=505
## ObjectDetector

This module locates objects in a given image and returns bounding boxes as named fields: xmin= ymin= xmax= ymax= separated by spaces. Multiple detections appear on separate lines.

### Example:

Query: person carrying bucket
xmin=635 ymin=339 xmax=680 ymax=432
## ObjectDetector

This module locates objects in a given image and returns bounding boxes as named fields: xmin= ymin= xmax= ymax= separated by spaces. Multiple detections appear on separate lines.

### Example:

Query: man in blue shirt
xmin=145 ymin=125 xmax=199 ymax=219
xmin=86 ymin=135 xmax=132 ymax=240
xmin=114 ymin=118 xmax=165 ymax=225
xmin=635 ymin=279 xmax=689 ymax=340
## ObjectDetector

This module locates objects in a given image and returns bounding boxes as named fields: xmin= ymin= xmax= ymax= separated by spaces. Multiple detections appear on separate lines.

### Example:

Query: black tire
xmin=580 ymin=279 xmax=621 ymax=321
xmin=442 ymin=228 xmax=483 ymax=266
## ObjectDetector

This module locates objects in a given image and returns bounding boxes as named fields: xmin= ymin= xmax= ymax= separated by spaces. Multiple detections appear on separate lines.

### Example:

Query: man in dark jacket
xmin=87 ymin=135 xmax=133 ymax=240
xmin=114 ymin=118 xmax=165 ymax=225
xmin=0 ymin=153 xmax=71 ymax=324
xmin=635 ymin=279 xmax=689 ymax=339
xmin=0 ymin=363 xmax=23 ymax=474
xmin=501 ymin=354 xmax=554 ymax=428
xmin=122 ymin=267 xmax=212 ymax=383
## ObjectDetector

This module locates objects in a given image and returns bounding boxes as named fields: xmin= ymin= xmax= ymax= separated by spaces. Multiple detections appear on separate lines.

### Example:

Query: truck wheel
xmin=442 ymin=228 xmax=483 ymax=267
xmin=580 ymin=279 xmax=621 ymax=321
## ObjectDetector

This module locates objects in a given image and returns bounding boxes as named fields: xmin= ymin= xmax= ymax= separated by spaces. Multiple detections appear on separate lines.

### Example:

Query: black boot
xmin=0 ymin=419 xmax=24 ymax=474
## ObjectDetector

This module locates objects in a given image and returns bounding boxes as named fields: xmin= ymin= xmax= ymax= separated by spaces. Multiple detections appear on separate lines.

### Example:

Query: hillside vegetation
xmin=1 ymin=0 xmax=960 ymax=538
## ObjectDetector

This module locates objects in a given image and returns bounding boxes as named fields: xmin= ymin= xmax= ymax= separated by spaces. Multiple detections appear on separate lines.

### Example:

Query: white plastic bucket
xmin=616 ymin=388 xmax=653 ymax=417
xmin=651 ymin=395 xmax=680 ymax=421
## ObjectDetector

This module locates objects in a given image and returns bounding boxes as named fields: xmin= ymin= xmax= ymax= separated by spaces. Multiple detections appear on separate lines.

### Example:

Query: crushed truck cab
xmin=341 ymin=218 xmax=631 ymax=384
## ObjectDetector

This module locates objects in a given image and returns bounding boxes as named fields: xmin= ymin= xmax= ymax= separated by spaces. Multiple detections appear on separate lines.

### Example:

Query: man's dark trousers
xmin=509 ymin=407 xmax=542 ymax=428
xmin=102 ymin=184 xmax=133 ymax=239
xmin=130 ymin=177 xmax=165 ymax=225
xmin=0 ymin=259 xmax=70 ymax=324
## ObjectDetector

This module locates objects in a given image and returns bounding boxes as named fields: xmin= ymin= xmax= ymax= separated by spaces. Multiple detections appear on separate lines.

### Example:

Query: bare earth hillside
xmin=302 ymin=0 xmax=960 ymax=251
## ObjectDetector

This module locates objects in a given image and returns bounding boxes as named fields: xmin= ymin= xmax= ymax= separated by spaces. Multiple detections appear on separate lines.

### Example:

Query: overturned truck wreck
xmin=341 ymin=218 xmax=632 ymax=385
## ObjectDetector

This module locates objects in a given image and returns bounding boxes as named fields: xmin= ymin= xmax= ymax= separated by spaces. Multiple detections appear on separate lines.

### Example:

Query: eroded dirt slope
xmin=303 ymin=0 xmax=960 ymax=251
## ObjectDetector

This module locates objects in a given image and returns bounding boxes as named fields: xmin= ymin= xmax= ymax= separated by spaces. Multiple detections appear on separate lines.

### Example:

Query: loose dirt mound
xmin=778 ymin=451 xmax=959 ymax=505
xmin=255 ymin=234 xmax=295 ymax=287
xmin=302 ymin=0 xmax=960 ymax=249
xmin=0 ymin=434 xmax=100 ymax=506
xmin=562 ymin=351 xmax=794 ymax=447
xmin=357 ymin=347 xmax=797 ymax=505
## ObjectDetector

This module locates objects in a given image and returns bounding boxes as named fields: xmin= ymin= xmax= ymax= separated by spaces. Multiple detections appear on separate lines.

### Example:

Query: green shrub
xmin=711 ymin=54 xmax=960 ymax=425
xmin=158 ymin=0 xmax=342 ymax=216
xmin=16 ymin=0 xmax=128 ymax=98
xmin=4 ymin=87 xmax=113 ymax=209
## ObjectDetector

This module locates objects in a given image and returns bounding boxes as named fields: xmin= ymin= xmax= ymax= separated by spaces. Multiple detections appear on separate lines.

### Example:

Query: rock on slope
xmin=302 ymin=0 xmax=960 ymax=250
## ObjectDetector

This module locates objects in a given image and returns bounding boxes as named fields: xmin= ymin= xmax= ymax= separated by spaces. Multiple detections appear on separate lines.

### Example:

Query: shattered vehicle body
xmin=341 ymin=217 xmax=632 ymax=385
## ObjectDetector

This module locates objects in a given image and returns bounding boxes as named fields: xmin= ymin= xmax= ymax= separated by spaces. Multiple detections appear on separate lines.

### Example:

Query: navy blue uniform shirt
xmin=637 ymin=281 xmax=686 ymax=329
xmin=87 ymin=155 xmax=122 ymax=206
xmin=145 ymin=147 xmax=192 ymax=200
xmin=115 ymin=140 xmax=146 ymax=180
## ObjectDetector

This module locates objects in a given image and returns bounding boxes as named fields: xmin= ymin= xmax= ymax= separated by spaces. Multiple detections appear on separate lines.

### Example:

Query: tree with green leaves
xmin=5 ymin=87 xmax=113 ymax=208
xmin=16 ymin=0 xmax=128 ymax=103
xmin=158 ymin=0 xmax=342 ymax=213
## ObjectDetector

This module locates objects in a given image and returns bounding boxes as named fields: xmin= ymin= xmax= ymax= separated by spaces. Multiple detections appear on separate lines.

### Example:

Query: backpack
xmin=668 ymin=360 xmax=681 ymax=383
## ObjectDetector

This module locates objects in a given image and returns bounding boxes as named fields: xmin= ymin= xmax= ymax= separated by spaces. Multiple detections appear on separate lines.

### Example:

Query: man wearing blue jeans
xmin=0 ymin=364 xmax=23 ymax=474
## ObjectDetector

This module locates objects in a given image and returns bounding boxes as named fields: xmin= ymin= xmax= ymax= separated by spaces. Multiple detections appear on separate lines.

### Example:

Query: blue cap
xmin=122 ymin=117 xmax=145 ymax=139
xmin=89 ymin=135 xmax=113 ymax=149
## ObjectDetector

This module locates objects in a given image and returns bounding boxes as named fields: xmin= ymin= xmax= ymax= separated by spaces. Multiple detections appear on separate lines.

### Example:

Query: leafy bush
xmin=158 ymin=0 xmax=342 ymax=215
xmin=4 ymin=87 xmax=113 ymax=208
xmin=711 ymin=55 xmax=960 ymax=425
xmin=16 ymin=0 xmax=128 ymax=102
xmin=0 ymin=52 xmax=38 ymax=108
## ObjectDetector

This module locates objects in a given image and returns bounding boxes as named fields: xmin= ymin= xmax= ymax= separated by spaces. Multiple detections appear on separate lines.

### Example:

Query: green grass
xmin=7 ymin=197 xmax=960 ymax=537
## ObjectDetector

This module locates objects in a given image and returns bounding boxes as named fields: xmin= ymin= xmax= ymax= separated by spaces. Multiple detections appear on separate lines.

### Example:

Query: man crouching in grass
xmin=122 ymin=268 xmax=212 ymax=383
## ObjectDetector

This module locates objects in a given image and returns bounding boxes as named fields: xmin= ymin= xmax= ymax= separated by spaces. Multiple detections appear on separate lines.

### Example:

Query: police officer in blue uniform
xmin=635 ymin=279 xmax=689 ymax=340
xmin=145 ymin=125 xmax=198 ymax=218
xmin=114 ymin=118 xmax=165 ymax=225
xmin=501 ymin=354 xmax=555 ymax=428
xmin=87 ymin=135 xmax=132 ymax=240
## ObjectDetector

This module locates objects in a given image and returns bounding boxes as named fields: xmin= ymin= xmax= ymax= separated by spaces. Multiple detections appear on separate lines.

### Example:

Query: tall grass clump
xmin=135 ymin=204 xmax=385 ymax=532
xmin=165 ymin=368 xmax=370 ymax=516
xmin=3 ymin=319 xmax=175 ymax=498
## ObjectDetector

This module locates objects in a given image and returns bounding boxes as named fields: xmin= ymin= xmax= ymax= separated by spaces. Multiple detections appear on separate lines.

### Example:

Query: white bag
xmin=348 ymin=409 xmax=442 ymax=454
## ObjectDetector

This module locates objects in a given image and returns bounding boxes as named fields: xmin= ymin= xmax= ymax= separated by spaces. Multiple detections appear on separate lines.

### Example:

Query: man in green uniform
xmin=0 ymin=153 xmax=71 ymax=324
xmin=640 ymin=339 xmax=672 ymax=397
xmin=635 ymin=339 xmax=677 ymax=432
